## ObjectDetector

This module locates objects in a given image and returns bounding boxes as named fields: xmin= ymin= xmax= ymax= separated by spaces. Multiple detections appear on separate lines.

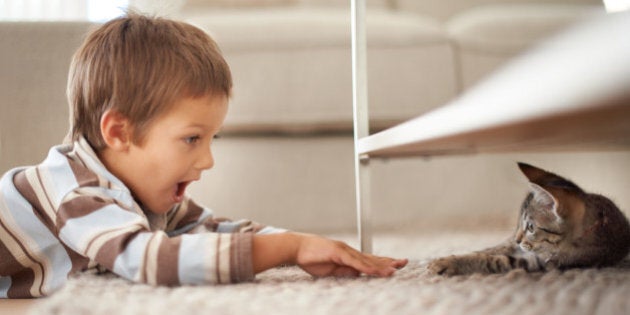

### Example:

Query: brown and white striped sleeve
xmin=56 ymin=189 xmax=256 ymax=285
xmin=166 ymin=197 xmax=287 ymax=236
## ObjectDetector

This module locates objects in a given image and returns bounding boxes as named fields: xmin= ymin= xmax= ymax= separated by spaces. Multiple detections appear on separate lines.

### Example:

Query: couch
xmin=3 ymin=0 xmax=629 ymax=234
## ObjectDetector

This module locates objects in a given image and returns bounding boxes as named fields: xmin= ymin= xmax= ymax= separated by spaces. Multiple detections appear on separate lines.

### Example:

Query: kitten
xmin=428 ymin=162 xmax=630 ymax=276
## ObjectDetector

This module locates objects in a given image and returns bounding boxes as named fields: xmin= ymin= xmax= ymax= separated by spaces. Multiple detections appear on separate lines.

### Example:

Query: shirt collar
xmin=72 ymin=136 xmax=129 ymax=194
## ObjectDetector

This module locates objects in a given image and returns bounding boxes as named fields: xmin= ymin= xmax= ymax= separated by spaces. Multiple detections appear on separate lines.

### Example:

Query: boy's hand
xmin=294 ymin=233 xmax=408 ymax=277
xmin=252 ymin=232 xmax=408 ymax=278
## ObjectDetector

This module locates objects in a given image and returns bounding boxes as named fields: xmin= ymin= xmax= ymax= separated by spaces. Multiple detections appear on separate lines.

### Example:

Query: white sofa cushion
xmin=185 ymin=8 xmax=457 ymax=133
xmin=448 ymin=4 xmax=603 ymax=88
xmin=448 ymin=4 xmax=603 ymax=53
xmin=0 ymin=22 xmax=94 ymax=172
xmin=396 ymin=0 xmax=602 ymax=21
xmin=186 ymin=0 xmax=298 ymax=8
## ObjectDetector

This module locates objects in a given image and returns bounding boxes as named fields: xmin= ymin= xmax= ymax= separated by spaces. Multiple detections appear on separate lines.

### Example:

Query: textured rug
xmin=30 ymin=230 xmax=630 ymax=315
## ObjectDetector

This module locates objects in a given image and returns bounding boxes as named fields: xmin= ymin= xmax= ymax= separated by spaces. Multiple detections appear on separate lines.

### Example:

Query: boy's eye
xmin=184 ymin=136 xmax=200 ymax=144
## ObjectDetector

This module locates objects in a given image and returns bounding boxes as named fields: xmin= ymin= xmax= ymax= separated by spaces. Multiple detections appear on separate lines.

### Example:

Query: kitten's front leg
xmin=427 ymin=248 xmax=543 ymax=276
xmin=427 ymin=253 xmax=517 ymax=276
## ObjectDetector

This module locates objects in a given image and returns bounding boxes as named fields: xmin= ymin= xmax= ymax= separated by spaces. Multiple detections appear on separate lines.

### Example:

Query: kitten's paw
xmin=427 ymin=257 xmax=461 ymax=276
xmin=543 ymin=258 xmax=559 ymax=271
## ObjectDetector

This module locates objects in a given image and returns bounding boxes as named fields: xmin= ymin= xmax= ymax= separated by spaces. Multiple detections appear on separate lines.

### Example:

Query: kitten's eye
xmin=526 ymin=222 xmax=535 ymax=233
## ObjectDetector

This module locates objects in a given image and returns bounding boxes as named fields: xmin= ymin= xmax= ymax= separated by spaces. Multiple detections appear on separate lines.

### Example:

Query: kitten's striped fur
xmin=428 ymin=162 xmax=630 ymax=276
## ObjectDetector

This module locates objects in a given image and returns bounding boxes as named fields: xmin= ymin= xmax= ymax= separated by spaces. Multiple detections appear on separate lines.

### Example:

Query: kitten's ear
xmin=520 ymin=162 xmax=584 ymax=219
xmin=518 ymin=162 xmax=547 ymax=183
xmin=517 ymin=162 xmax=583 ymax=193
xmin=529 ymin=183 xmax=561 ymax=219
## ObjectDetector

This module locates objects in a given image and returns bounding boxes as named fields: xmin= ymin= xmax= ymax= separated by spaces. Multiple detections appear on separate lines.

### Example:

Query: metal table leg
xmin=351 ymin=0 xmax=372 ymax=253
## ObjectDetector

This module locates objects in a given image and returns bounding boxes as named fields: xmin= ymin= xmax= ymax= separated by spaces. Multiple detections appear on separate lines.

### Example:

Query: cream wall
xmin=187 ymin=137 xmax=630 ymax=233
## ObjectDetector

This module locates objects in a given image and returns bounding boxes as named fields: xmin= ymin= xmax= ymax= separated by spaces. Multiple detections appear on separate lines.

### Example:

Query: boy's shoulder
xmin=1 ymin=140 xmax=121 ymax=212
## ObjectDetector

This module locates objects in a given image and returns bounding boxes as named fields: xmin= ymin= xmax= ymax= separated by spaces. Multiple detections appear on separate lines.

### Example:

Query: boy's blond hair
xmin=67 ymin=13 xmax=232 ymax=150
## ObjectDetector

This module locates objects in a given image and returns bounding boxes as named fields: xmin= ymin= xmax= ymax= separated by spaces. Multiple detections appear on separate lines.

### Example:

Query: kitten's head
xmin=515 ymin=162 xmax=630 ymax=268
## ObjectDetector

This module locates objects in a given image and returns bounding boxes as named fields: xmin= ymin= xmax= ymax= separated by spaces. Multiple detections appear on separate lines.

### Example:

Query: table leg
xmin=351 ymin=0 xmax=372 ymax=253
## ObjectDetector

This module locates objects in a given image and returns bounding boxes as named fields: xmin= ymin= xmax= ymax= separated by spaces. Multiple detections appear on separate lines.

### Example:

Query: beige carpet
xmin=30 ymin=230 xmax=630 ymax=315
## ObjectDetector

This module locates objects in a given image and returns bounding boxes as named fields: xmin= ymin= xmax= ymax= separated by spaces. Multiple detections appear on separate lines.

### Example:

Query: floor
xmin=20 ymin=231 xmax=630 ymax=315
xmin=0 ymin=298 xmax=40 ymax=314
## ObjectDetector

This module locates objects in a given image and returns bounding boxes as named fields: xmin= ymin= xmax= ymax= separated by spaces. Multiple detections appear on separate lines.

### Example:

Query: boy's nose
xmin=196 ymin=147 xmax=214 ymax=170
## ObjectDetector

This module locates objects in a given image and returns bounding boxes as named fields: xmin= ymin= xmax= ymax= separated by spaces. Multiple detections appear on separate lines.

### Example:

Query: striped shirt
xmin=0 ymin=137 xmax=283 ymax=298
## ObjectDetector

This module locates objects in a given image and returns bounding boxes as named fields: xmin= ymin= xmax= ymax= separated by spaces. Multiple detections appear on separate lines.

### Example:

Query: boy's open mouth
xmin=173 ymin=181 xmax=191 ymax=203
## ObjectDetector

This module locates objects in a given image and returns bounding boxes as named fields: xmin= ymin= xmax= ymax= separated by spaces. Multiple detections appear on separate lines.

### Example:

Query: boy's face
xmin=110 ymin=94 xmax=228 ymax=214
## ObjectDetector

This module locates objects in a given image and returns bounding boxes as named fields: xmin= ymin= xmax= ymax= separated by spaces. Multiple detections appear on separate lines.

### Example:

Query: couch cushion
xmin=447 ymin=4 xmax=603 ymax=89
xmin=185 ymin=0 xmax=298 ymax=8
xmin=184 ymin=8 xmax=457 ymax=133
xmin=178 ymin=0 xmax=298 ymax=17
xmin=296 ymin=0 xmax=392 ymax=9
xmin=184 ymin=0 xmax=391 ymax=9
xmin=396 ymin=0 xmax=602 ymax=21
xmin=0 ymin=22 xmax=95 ymax=173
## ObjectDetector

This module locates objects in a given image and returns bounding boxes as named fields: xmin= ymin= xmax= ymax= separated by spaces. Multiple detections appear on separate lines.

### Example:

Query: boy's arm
xmin=57 ymin=189 xmax=255 ymax=285
xmin=165 ymin=197 xmax=286 ymax=236
xmin=59 ymin=192 xmax=405 ymax=284
xmin=164 ymin=198 xmax=406 ymax=277
xmin=166 ymin=198 xmax=407 ymax=276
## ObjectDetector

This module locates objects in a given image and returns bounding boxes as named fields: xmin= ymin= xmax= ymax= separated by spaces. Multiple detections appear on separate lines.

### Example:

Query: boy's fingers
xmin=339 ymin=251 xmax=402 ymax=277
xmin=370 ymin=255 xmax=408 ymax=269
xmin=348 ymin=253 xmax=408 ymax=276
xmin=336 ymin=249 xmax=379 ymax=275
xmin=360 ymin=253 xmax=403 ymax=265
xmin=392 ymin=258 xmax=409 ymax=269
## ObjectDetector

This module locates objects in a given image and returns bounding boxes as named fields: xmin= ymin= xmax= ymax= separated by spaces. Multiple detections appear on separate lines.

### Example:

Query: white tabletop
xmin=357 ymin=11 xmax=630 ymax=158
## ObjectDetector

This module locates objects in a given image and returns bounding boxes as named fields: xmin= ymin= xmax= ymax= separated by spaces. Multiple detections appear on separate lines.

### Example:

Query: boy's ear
xmin=100 ymin=109 xmax=132 ymax=151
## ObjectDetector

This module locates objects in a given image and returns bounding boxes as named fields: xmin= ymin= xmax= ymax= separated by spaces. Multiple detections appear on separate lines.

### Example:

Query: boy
xmin=0 ymin=13 xmax=407 ymax=298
